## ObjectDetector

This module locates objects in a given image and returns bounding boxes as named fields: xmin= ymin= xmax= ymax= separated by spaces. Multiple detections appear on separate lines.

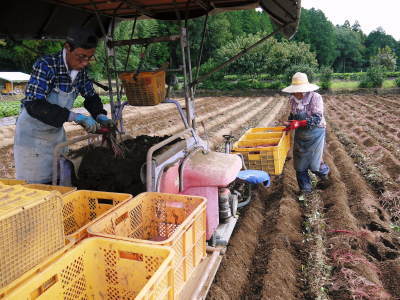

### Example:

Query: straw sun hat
xmin=282 ymin=72 xmax=319 ymax=93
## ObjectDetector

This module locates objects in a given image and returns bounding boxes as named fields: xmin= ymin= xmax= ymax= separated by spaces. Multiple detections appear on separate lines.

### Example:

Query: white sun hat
xmin=282 ymin=72 xmax=319 ymax=93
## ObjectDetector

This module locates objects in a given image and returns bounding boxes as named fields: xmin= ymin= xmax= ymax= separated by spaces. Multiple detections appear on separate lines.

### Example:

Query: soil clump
xmin=72 ymin=135 xmax=177 ymax=195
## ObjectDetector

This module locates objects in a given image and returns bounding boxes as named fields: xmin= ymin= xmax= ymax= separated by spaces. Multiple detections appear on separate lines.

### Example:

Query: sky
xmin=301 ymin=0 xmax=400 ymax=41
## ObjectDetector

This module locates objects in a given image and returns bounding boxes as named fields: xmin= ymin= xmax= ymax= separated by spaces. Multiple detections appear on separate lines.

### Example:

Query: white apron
xmin=14 ymin=87 xmax=78 ymax=183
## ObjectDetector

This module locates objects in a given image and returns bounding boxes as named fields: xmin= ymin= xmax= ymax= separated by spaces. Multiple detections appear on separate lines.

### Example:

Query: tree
xmin=370 ymin=46 xmax=397 ymax=71
xmin=294 ymin=8 xmax=337 ymax=67
xmin=332 ymin=26 xmax=365 ymax=72
xmin=364 ymin=28 xmax=397 ymax=66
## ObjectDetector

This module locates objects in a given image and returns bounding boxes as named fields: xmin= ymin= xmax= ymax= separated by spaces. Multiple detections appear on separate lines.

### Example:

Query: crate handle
xmin=31 ymin=275 xmax=58 ymax=299
xmin=113 ymin=211 xmax=128 ymax=226
xmin=97 ymin=198 xmax=114 ymax=205
xmin=119 ymin=250 xmax=143 ymax=261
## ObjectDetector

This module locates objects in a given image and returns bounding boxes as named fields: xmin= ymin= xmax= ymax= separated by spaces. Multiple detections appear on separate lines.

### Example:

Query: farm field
xmin=0 ymin=93 xmax=399 ymax=299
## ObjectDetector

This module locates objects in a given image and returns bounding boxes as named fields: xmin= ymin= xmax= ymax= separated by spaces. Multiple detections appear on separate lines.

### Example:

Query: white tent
xmin=0 ymin=72 xmax=30 ymax=82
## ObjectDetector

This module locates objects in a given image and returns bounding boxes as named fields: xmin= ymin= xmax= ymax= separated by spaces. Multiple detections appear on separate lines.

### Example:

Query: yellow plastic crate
xmin=23 ymin=184 xmax=77 ymax=196
xmin=6 ymin=237 xmax=174 ymax=300
xmin=0 ymin=238 xmax=74 ymax=299
xmin=240 ymin=132 xmax=283 ymax=141
xmin=62 ymin=190 xmax=132 ymax=242
xmin=119 ymin=71 xmax=166 ymax=106
xmin=0 ymin=185 xmax=65 ymax=288
xmin=0 ymin=178 xmax=26 ymax=185
xmin=88 ymin=192 xmax=207 ymax=297
xmin=232 ymin=127 xmax=291 ymax=175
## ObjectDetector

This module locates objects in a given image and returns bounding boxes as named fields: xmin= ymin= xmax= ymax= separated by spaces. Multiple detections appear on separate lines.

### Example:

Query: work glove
xmin=284 ymin=120 xmax=307 ymax=131
xmin=74 ymin=113 xmax=99 ymax=133
xmin=96 ymin=114 xmax=114 ymax=128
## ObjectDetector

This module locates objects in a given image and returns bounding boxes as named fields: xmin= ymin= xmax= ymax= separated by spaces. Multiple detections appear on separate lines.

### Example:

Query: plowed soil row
xmin=208 ymin=93 xmax=400 ymax=300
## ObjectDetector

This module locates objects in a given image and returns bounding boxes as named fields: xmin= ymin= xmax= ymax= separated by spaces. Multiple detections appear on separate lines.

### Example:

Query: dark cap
xmin=66 ymin=26 xmax=98 ymax=49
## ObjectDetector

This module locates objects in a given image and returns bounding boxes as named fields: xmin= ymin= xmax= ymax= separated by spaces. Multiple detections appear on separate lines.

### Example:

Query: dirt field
xmin=208 ymin=94 xmax=400 ymax=300
xmin=0 ymin=94 xmax=399 ymax=299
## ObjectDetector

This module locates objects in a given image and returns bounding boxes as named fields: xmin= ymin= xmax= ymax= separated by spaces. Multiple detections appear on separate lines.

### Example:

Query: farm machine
xmin=0 ymin=0 xmax=300 ymax=298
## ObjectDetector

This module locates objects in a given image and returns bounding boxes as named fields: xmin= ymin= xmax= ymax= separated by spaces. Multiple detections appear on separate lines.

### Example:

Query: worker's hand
xmin=74 ymin=113 xmax=99 ymax=133
xmin=284 ymin=120 xmax=307 ymax=131
xmin=96 ymin=114 xmax=114 ymax=128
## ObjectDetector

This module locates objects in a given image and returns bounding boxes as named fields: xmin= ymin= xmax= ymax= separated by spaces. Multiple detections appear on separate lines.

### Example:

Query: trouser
xmin=296 ymin=162 xmax=330 ymax=192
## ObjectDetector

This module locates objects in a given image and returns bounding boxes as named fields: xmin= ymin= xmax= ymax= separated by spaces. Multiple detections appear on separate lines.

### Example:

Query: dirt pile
xmin=72 ymin=135 xmax=175 ymax=195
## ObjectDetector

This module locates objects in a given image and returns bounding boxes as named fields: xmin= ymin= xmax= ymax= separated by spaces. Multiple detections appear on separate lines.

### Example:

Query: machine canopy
xmin=0 ymin=0 xmax=300 ymax=40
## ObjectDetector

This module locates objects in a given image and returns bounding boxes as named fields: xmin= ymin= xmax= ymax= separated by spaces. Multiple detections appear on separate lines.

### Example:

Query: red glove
xmin=284 ymin=120 xmax=307 ymax=131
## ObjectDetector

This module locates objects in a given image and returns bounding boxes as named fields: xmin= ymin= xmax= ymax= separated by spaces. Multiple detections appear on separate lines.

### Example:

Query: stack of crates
xmin=232 ymin=126 xmax=291 ymax=175
xmin=0 ymin=183 xmax=65 ymax=290
xmin=0 ymin=181 xmax=200 ymax=299
xmin=87 ymin=192 xmax=207 ymax=298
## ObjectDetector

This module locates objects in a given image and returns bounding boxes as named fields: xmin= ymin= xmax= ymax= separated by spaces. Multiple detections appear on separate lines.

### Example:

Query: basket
xmin=0 ymin=185 xmax=65 ymax=288
xmin=62 ymin=190 xmax=132 ymax=242
xmin=119 ymin=71 xmax=166 ymax=106
xmin=232 ymin=127 xmax=291 ymax=175
xmin=88 ymin=192 xmax=207 ymax=297
xmin=0 ymin=238 xmax=74 ymax=299
xmin=23 ymin=184 xmax=77 ymax=196
xmin=0 ymin=178 xmax=26 ymax=185
xmin=6 ymin=237 xmax=174 ymax=300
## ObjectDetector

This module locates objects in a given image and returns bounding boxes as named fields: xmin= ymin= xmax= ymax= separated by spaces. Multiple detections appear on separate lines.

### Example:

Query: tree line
xmin=0 ymin=8 xmax=399 ymax=80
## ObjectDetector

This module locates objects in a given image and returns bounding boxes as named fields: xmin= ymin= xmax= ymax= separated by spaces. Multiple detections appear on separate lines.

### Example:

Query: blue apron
xmin=293 ymin=127 xmax=326 ymax=172
xmin=14 ymin=87 xmax=78 ymax=183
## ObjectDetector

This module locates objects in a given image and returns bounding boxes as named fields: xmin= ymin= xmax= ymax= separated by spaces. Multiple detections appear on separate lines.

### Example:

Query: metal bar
xmin=90 ymin=0 xmax=116 ymax=120
xmin=146 ymin=129 xmax=192 ymax=191
xmin=110 ymin=15 xmax=122 ymax=112
xmin=190 ymin=24 xmax=288 ymax=87
xmin=180 ymin=27 xmax=192 ymax=127
xmin=163 ymin=99 xmax=189 ymax=129
xmin=191 ymin=250 xmax=221 ymax=299
xmin=108 ymin=34 xmax=180 ymax=47
xmin=194 ymin=14 xmax=208 ymax=90
xmin=123 ymin=16 xmax=138 ymax=71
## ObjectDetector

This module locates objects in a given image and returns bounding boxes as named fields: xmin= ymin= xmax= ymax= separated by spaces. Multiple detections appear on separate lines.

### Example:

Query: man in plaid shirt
xmin=14 ymin=25 xmax=113 ymax=183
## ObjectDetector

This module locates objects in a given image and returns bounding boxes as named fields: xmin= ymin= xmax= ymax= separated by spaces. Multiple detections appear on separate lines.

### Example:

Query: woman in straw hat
xmin=282 ymin=72 xmax=330 ymax=195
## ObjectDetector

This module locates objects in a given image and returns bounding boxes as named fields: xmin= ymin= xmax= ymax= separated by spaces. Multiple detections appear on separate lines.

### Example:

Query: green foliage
xmin=294 ymin=8 xmax=337 ymax=66
xmin=283 ymin=64 xmax=317 ymax=85
xmin=370 ymin=46 xmax=397 ymax=71
xmin=319 ymin=66 xmax=333 ymax=90
xmin=359 ymin=66 xmax=385 ymax=88
xmin=0 ymin=101 xmax=20 ymax=117
xmin=395 ymin=77 xmax=400 ymax=87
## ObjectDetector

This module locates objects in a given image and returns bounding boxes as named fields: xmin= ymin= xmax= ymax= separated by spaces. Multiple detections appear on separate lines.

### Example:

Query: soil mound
xmin=72 ymin=135 xmax=174 ymax=195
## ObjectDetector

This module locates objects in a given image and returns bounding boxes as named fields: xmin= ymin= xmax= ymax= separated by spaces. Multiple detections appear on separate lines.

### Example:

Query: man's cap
xmin=66 ymin=26 xmax=98 ymax=49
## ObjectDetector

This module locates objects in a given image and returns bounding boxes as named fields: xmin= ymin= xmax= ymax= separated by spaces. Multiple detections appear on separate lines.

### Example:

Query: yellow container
xmin=88 ymin=192 xmax=207 ymax=297
xmin=0 ymin=238 xmax=74 ymax=299
xmin=119 ymin=70 xmax=166 ymax=106
xmin=0 ymin=178 xmax=26 ymax=185
xmin=62 ymin=190 xmax=132 ymax=242
xmin=23 ymin=184 xmax=77 ymax=196
xmin=0 ymin=185 xmax=65 ymax=288
xmin=6 ymin=237 xmax=174 ymax=300
xmin=232 ymin=127 xmax=291 ymax=175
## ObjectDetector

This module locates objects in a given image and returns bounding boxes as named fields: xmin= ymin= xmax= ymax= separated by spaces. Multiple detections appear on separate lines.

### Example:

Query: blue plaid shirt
xmin=25 ymin=49 xmax=95 ymax=100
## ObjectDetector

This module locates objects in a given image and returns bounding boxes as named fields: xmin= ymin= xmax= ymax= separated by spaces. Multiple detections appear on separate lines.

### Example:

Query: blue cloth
xmin=14 ymin=87 xmax=78 ymax=183
xmin=25 ymin=50 xmax=95 ymax=101
xmin=293 ymin=126 xmax=329 ymax=192
xmin=237 ymin=170 xmax=271 ymax=187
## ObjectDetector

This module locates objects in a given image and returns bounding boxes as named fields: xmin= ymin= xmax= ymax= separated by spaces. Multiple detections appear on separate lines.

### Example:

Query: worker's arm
xmin=78 ymin=71 xmax=107 ymax=119
xmin=24 ymin=59 xmax=71 ymax=128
